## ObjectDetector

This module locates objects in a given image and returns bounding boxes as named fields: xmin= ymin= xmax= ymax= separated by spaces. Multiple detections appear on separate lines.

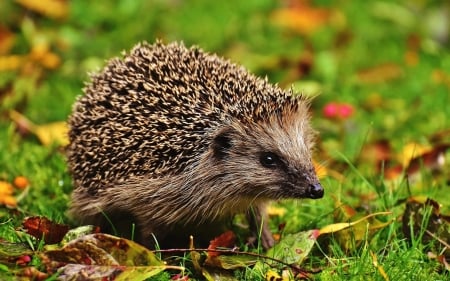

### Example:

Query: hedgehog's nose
xmin=308 ymin=183 xmax=324 ymax=199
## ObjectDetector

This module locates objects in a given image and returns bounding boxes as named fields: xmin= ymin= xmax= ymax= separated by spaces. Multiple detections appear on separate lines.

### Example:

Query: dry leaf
xmin=402 ymin=197 xmax=450 ymax=248
xmin=398 ymin=142 xmax=431 ymax=167
xmin=207 ymin=231 xmax=236 ymax=258
xmin=385 ymin=143 xmax=449 ymax=180
xmin=22 ymin=216 xmax=70 ymax=244
xmin=9 ymin=110 xmax=69 ymax=146
xmin=34 ymin=121 xmax=69 ymax=146
xmin=319 ymin=211 xmax=392 ymax=235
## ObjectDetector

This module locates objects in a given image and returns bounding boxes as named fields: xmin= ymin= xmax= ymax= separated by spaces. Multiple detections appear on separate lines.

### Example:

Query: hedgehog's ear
xmin=211 ymin=127 xmax=233 ymax=159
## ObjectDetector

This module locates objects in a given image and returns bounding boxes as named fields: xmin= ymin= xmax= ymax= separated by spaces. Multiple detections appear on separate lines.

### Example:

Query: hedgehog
xmin=67 ymin=41 xmax=324 ymax=249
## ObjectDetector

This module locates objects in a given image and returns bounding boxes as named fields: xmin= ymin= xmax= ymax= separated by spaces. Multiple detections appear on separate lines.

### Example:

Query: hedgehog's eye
xmin=259 ymin=152 xmax=280 ymax=168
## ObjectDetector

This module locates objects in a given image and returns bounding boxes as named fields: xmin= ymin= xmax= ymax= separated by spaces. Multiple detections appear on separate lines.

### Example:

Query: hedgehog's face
xmin=210 ymin=115 xmax=324 ymax=201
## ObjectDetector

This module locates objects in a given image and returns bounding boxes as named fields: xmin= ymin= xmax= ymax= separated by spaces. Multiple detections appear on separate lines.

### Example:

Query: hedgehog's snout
xmin=307 ymin=182 xmax=324 ymax=199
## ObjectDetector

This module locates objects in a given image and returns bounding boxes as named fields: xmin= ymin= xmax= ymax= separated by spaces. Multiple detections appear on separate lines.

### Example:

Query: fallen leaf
xmin=40 ymin=233 xmax=178 ymax=279
xmin=322 ymin=211 xmax=393 ymax=251
xmin=0 ymin=240 xmax=34 ymax=266
xmin=402 ymin=197 xmax=450 ymax=249
xmin=204 ymin=254 xmax=257 ymax=270
xmin=33 ymin=121 xmax=69 ymax=146
xmin=318 ymin=211 xmax=392 ymax=235
xmin=207 ymin=231 xmax=236 ymax=258
xmin=22 ymin=216 xmax=70 ymax=244
xmin=9 ymin=110 xmax=69 ymax=146
xmin=403 ymin=144 xmax=448 ymax=176
xmin=57 ymin=264 xmax=169 ymax=281
xmin=398 ymin=142 xmax=431 ymax=167
xmin=61 ymin=225 xmax=101 ymax=245
xmin=386 ymin=143 xmax=449 ymax=180
xmin=42 ymin=233 xmax=164 ymax=266
xmin=266 ymin=229 xmax=318 ymax=265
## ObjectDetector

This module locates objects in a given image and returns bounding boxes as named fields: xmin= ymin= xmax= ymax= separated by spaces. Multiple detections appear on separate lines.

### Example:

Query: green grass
xmin=1 ymin=0 xmax=449 ymax=280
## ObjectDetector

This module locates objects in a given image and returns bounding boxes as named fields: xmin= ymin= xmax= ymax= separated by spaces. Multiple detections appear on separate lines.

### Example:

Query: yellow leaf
xmin=10 ymin=110 xmax=69 ymax=146
xmin=34 ymin=121 xmax=69 ymax=146
xmin=398 ymin=142 xmax=430 ymax=167
xmin=318 ymin=211 xmax=392 ymax=235
xmin=15 ymin=0 xmax=68 ymax=20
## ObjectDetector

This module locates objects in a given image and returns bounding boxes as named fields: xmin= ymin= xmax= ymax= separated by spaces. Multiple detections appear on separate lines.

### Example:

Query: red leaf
xmin=207 ymin=231 xmax=236 ymax=258
xmin=22 ymin=216 xmax=69 ymax=244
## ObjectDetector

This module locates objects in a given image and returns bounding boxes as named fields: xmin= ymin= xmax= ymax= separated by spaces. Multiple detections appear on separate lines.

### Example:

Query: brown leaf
xmin=40 ymin=233 xmax=169 ymax=279
xmin=386 ymin=143 xmax=449 ymax=180
xmin=402 ymin=197 xmax=450 ymax=248
xmin=22 ymin=216 xmax=70 ymax=244
xmin=404 ymin=144 xmax=449 ymax=176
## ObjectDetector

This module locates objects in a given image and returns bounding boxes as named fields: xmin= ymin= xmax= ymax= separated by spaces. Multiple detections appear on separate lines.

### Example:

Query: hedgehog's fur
xmin=67 ymin=41 xmax=324 ymax=249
